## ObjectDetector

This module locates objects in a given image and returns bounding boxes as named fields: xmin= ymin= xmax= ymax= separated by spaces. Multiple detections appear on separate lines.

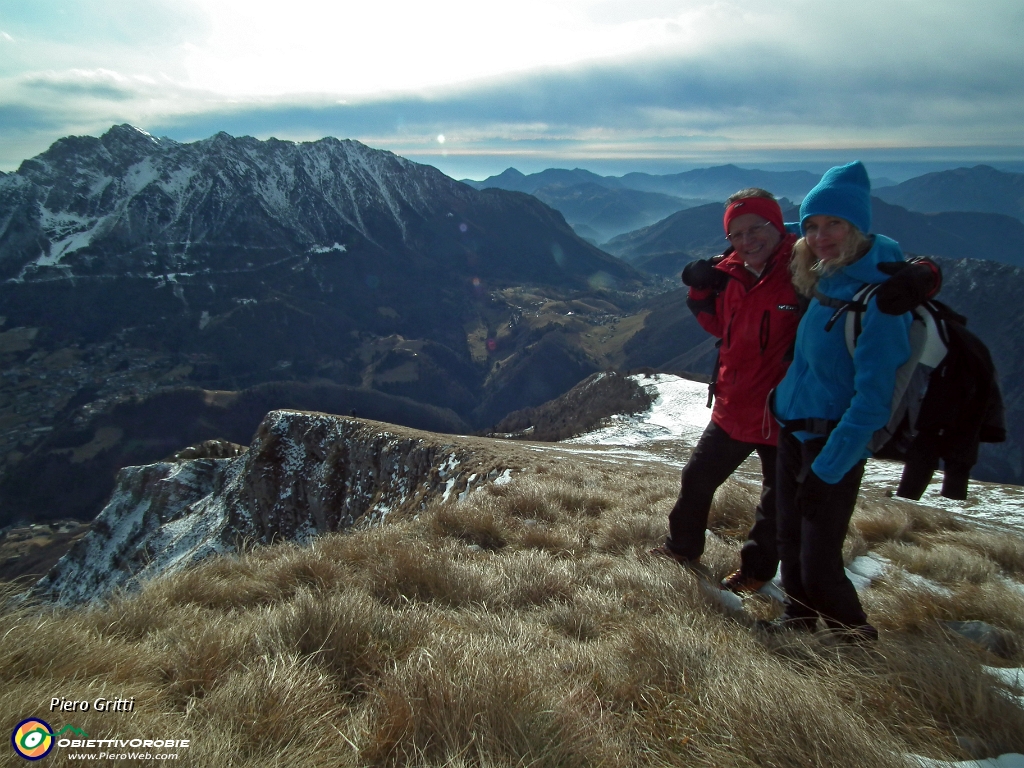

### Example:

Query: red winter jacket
xmin=687 ymin=234 xmax=800 ymax=445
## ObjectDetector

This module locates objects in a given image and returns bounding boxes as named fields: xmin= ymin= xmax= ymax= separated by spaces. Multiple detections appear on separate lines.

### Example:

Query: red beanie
xmin=723 ymin=197 xmax=785 ymax=237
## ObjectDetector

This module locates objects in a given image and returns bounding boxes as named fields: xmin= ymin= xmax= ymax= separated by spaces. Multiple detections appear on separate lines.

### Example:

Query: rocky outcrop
xmin=35 ymin=411 xmax=511 ymax=605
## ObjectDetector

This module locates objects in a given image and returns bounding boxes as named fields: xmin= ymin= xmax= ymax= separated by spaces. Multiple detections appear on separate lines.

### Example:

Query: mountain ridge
xmin=875 ymin=164 xmax=1024 ymax=221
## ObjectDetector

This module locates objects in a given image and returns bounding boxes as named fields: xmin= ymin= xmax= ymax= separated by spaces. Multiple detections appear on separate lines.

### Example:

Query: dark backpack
xmin=815 ymin=285 xmax=1005 ymax=500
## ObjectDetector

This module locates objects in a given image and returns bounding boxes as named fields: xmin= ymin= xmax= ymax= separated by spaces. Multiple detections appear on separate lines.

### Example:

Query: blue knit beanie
xmin=800 ymin=160 xmax=872 ymax=234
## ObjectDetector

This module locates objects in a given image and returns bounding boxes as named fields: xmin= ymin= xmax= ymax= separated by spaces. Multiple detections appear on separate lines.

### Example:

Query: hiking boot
xmin=648 ymin=543 xmax=689 ymax=564
xmin=648 ymin=544 xmax=707 ymax=576
xmin=720 ymin=569 xmax=768 ymax=595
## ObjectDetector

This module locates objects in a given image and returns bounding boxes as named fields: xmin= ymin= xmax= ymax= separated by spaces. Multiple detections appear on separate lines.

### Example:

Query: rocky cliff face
xmin=35 ymin=410 xmax=513 ymax=605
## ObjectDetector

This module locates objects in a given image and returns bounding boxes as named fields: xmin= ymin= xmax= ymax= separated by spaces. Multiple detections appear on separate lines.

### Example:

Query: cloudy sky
xmin=2 ymin=0 xmax=1023 ymax=180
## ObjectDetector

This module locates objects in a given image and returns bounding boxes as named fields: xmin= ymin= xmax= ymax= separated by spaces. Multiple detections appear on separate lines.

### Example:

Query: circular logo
xmin=11 ymin=719 xmax=54 ymax=761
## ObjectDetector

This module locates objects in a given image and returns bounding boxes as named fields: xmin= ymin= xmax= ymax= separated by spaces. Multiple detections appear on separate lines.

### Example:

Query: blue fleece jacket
xmin=773 ymin=234 xmax=912 ymax=483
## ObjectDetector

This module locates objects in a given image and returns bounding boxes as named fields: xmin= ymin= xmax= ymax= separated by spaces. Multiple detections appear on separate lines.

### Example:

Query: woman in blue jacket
xmin=770 ymin=161 xmax=912 ymax=642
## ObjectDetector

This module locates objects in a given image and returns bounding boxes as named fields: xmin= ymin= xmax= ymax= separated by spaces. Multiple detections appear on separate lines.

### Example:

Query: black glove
xmin=682 ymin=259 xmax=729 ymax=291
xmin=875 ymin=259 xmax=942 ymax=315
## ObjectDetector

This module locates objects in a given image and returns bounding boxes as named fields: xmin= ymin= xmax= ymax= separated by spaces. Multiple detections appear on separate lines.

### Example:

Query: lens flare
xmin=588 ymin=271 xmax=617 ymax=290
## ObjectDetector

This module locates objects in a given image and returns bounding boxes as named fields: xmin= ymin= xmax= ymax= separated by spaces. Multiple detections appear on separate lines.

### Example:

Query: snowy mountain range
xmin=1 ymin=124 xmax=635 ymax=285
xmin=0 ymin=125 xmax=649 ymax=527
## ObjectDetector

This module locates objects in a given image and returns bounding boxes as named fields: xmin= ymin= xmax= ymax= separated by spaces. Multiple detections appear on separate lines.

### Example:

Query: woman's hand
xmin=875 ymin=259 xmax=942 ymax=315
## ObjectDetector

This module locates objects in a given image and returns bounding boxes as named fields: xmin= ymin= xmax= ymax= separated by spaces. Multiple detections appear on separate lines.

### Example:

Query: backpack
xmin=812 ymin=285 xmax=1005 ymax=500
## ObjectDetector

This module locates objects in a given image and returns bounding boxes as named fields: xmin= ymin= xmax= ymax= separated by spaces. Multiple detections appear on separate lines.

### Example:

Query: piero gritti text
xmin=50 ymin=696 xmax=136 ymax=712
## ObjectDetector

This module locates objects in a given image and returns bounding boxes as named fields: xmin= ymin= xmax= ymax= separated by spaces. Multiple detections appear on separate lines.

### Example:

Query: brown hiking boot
xmin=648 ymin=544 xmax=709 ymax=577
xmin=648 ymin=543 xmax=691 ymax=565
xmin=720 ymin=569 xmax=767 ymax=594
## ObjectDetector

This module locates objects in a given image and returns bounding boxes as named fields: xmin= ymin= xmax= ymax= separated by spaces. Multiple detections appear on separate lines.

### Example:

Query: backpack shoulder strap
xmin=813 ymin=284 xmax=874 ymax=352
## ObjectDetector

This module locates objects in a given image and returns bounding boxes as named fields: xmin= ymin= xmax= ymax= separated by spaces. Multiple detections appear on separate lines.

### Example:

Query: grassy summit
xmin=2 ymin=447 xmax=1023 ymax=766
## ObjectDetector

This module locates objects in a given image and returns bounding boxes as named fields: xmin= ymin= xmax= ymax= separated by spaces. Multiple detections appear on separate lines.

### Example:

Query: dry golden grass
xmin=2 ymin=459 xmax=1024 ymax=767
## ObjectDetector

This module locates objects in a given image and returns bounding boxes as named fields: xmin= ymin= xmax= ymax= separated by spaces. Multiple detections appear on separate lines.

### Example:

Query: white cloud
xmin=1 ymin=0 xmax=1023 ymax=172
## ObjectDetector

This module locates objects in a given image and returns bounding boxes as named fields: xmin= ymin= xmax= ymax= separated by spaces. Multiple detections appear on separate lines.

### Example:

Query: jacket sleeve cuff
xmin=910 ymin=257 xmax=943 ymax=299
xmin=686 ymin=289 xmax=717 ymax=317
xmin=811 ymin=425 xmax=873 ymax=484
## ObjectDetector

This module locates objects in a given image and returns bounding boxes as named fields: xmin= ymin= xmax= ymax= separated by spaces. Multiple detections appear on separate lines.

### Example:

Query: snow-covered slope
xmin=569 ymin=374 xmax=1024 ymax=530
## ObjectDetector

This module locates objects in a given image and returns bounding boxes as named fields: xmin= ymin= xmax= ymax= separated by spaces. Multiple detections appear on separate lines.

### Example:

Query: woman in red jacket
xmin=652 ymin=189 xmax=798 ymax=593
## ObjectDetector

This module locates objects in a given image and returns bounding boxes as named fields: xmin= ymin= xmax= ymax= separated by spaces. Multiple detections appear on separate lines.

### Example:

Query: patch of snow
xmin=906 ymin=754 xmax=1024 ymax=768
xmin=758 ymin=577 xmax=787 ymax=602
xmin=846 ymin=567 xmax=873 ymax=592
xmin=900 ymin=571 xmax=955 ymax=597
xmin=493 ymin=469 xmax=513 ymax=486
xmin=123 ymin=157 xmax=161 ymax=196
xmin=566 ymin=374 xmax=1023 ymax=533
xmin=34 ymin=207 xmax=109 ymax=266
xmin=708 ymin=583 xmax=743 ymax=613
xmin=862 ymin=459 xmax=1024 ymax=531
xmin=441 ymin=477 xmax=457 ymax=503
xmin=438 ymin=453 xmax=459 ymax=479
xmin=848 ymin=553 xmax=888 ymax=582
xmin=983 ymin=666 xmax=1024 ymax=709
xmin=311 ymin=243 xmax=347 ymax=254
xmin=565 ymin=374 xmax=710 ymax=447
xmin=459 ymin=473 xmax=478 ymax=502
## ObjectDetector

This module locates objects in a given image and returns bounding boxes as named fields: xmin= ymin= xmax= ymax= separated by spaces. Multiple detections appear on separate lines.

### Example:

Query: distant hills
xmin=872 ymin=199 xmax=1024 ymax=267
xmin=463 ymin=164 xmax=821 ymax=242
xmin=875 ymin=165 xmax=1024 ymax=221
xmin=464 ymin=164 xmax=822 ymax=201
xmin=614 ymin=166 xmax=821 ymax=201
xmin=604 ymin=198 xmax=1024 ymax=271
xmin=468 ymin=163 xmax=1024 ymax=247
xmin=531 ymin=183 xmax=706 ymax=245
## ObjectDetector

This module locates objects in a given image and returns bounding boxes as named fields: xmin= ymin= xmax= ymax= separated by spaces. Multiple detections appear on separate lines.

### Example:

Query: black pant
xmin=776 ymin=430 xmax=868 ymax=629
xmin=665 ymin=421 xmax=779 ymax=581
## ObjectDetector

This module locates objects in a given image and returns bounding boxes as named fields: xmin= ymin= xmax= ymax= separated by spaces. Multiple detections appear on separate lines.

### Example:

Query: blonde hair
xmin=790 ymin=225 xmax=872 ymax=296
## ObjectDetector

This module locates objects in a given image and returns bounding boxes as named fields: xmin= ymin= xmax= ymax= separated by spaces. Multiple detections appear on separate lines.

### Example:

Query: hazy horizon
xmin=7 ymin=123 xmax=1024 ymax=187
xmin=2 ymin=1 xmax=1022 ymax=181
